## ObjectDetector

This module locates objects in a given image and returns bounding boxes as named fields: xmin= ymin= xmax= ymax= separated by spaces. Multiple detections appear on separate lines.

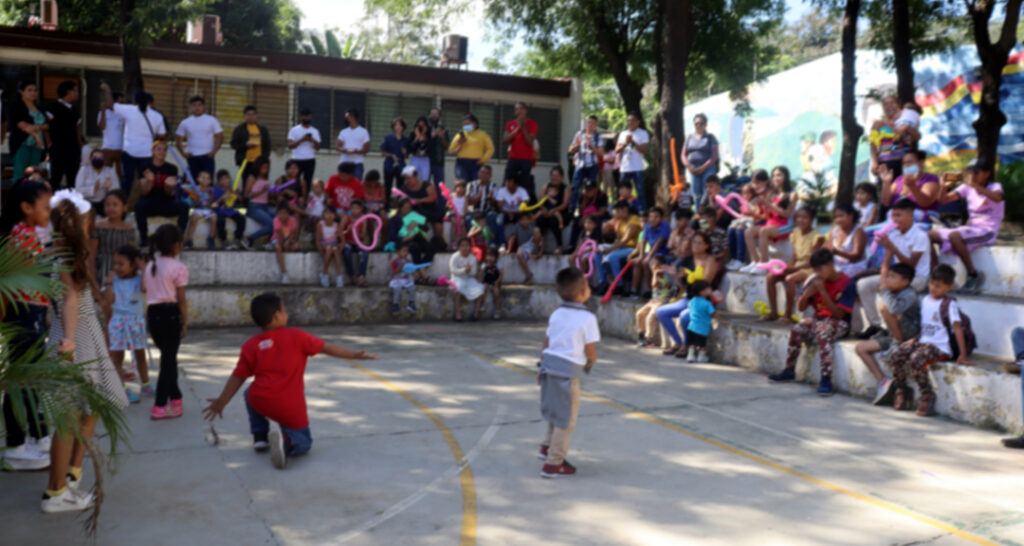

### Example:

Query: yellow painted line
xmin=467 ymin=350 xmax=1000 ymax=546
xmin=344 ymin=359 xmax=477 ymax=546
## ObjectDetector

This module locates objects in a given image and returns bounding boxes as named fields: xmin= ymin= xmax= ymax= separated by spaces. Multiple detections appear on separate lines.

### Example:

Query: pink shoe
xmin=168 ymin=399 xmax=183 ymax=418
xmin=150 ymin=405 xmax=170 ymax=420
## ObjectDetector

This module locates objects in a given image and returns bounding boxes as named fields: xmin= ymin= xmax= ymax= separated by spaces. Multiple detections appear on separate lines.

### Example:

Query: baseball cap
xmin=401 ymin=165 xmax=418 ymax=177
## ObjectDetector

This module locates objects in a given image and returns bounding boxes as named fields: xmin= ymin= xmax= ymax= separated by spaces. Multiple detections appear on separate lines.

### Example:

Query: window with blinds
xmin=532 ymin=107 xmax=561 ymax=163
xmin=213 ymin=81 xmax=251 ymax=134
xmin=367 ymin=93 xmax=398 ymax=150
xmin=440 ymin=99 xmax=468 ymax=136
xmin=332 ymin=90 xmax=366 ymax=143
xmin=170 ymin=78 xmax=213 ymax=132
xmin=296 ymin=87 xmax=332 ymax=148
xmin=254 ymin=84 xmax=289 ymax=150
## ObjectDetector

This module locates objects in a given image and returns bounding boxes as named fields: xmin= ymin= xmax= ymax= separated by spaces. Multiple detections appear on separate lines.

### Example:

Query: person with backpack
xmin=888 ymin=264 xmax=974 ymax=417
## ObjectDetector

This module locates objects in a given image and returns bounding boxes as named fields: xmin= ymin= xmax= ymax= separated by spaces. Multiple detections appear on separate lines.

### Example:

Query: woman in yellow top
xmin=763 ymin=206 xmax=825 ymax=323
xmin=448 ymin=113 xmax=494 ymax=184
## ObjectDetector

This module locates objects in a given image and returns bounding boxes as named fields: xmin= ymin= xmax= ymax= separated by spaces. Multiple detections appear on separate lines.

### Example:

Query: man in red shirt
xmin=203 ymin=293 xmax=376 ymax=469
xmin=325 ymin=161 xmax=366 ymax=214
xmin=503 ymin=101 xmax=539 ymax=199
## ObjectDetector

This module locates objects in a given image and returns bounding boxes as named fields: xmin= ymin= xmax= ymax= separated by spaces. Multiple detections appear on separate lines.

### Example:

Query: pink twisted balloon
xmin=438 ymin=182 xmax=462 ymax=238
xmin=575 ymin=239 xmax=598 ymax=278
xmin=351 ymin=214 xmax=383 ymax=251
xmin=755 ymin=259 xmax=788 ymax=275
xmin=715 ymin=193 xmax=750 ymax=219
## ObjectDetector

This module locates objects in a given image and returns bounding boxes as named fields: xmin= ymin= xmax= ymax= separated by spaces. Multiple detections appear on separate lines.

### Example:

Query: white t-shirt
xmin=617 ymin=128 xmax=649 ymax=173
xmin=493 ymin=186 xmax=529 ymax=214
xmin=544 ymin=305 xmax=601 ymax=365
xmin=75 ymin=166 xmax=119 ymax=203
xmin=288 ymin=124 xmax=322 ymax=161
xmin=98 ymin=108 xmax=124 ymax=151
xmin=113 ymin=103 xmax=167 ymax=158
xmin=919 ymin=294 xmax=959 ymax=356
xmin=854 ymin=201 xmax=875 ymax=227
xmin=175 ymin=114 xmax=223 ymax=156
xmin=337 ymin=125 xmax=370 ymax=164
xmin=886 ymin=224 xmax=931 ymax=281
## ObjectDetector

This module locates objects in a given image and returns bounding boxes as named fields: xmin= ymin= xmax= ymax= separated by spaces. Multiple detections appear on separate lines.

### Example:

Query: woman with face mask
xmin=75 ymin=149 xmax=120 ymax=216
xmin=863 ymin=149 xmax=941 ymax=268
xmin=448 ymin=113 xmax=495 ymax=184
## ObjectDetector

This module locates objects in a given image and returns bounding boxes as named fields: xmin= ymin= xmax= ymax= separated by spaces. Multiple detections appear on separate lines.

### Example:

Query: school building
xmin=0 ymin=26 xmax=582 ymax=185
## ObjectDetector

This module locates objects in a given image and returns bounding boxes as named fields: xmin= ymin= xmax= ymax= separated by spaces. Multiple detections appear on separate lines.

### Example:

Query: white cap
xmin=401 ymin=165 xmax=418 ymax=177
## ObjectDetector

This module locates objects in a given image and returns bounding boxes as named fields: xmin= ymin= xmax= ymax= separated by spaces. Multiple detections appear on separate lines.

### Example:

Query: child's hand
xmin=105 ymin=271 xmax=115 ymax=285
xmin=583 ymin=362 xmax=594 ymax=374
xmin=57 ymin=338 xmax=75 ymax=357
xmin=202 ymin=399 xmax=225 ymax=421
xmin=352 ymin=350 xmax=378 ymax=360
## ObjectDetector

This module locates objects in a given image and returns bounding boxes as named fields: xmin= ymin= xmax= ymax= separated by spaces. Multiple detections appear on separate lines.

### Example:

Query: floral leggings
xmin=785 ymin=317 xmax=850 ymax=378
xmin=889 ymin=341 xmax=948 ymax=395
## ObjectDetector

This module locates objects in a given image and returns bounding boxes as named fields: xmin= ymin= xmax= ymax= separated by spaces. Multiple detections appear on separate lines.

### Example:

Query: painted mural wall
xmin=685 ymin=45 xmax=1024 ymax=191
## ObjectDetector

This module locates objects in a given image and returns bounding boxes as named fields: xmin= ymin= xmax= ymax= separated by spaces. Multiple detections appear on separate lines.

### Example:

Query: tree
xmin=967 ymin=0 xmax=1023 ymax=167
xmin=207 ymin=0 xmax=304 ymax=52
xmin=837 ymin=0 xmax=863 ymax=209
xmin=655 ymin=0 xmax=694 ymax=201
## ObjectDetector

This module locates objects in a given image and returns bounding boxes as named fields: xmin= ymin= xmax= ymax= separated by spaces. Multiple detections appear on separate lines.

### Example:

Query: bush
xmin=997 ymin=162 xmax=1024 ymax=221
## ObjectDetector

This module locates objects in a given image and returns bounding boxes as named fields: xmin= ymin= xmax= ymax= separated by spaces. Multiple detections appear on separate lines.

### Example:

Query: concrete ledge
xmin=937 ymin=244 xmax=1024 ymax=299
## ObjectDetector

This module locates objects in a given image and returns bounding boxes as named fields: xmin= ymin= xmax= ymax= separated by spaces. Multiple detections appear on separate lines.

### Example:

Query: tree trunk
xmin=120 ymin=0 xmax=144 ymax=97
xmin=656 ymin=0 xmax=693 ymax=206
xmin=837 ymin=0 xmax=863 ymax=210
xmin=968 ymin=0 xmax=1023 ymax=168
xmin=891 ymin=0 xmax=914 ymax=103
xmin=580 ymin=0 xmax=646 ymax=124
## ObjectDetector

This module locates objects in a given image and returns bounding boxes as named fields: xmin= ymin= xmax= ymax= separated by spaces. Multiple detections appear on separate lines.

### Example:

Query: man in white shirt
xmin=336 ymin=108 xmax=370 ymax=180
xmin=175 ymin=96 xmax=223 ymax=183
xmin=101 ymin=81 xmax=167 ymax=194
xmin=614 ymin=112 xmax=650 ymax=212
xmin=98 ymin=91 xmax=125 ymax=182
xmin=287 ymin=107 xmax=321 ymax=195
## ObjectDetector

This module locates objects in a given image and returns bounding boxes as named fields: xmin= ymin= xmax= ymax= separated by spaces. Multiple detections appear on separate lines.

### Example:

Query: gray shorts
xmin=873 ymin=332 xmax=895 ymax=351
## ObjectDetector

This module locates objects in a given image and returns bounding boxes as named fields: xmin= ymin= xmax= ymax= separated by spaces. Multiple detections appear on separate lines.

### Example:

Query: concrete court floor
xmin=2 ymin=321 xmax=1024 ymax=546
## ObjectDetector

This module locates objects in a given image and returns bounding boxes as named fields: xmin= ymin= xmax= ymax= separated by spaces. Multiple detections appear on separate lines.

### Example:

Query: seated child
xmin=763 ymin=206 xmax=825 ymax=323
xmin=505 ymin=213 xmax=538 ymax=284
xmin=343 ymin=199 xmax=371 ymax=287
xmin=316 ymin=207 xmax=343 ymax=288
xmin=699 ymin=205 xmax=729 ymax=263
xmin=725 ymin=183 xmax=764 ymax=270
xmin=212 ymin=169 xmax=247 ymax=249
xmin=574 ymin=214 xmax=605 ymax=288
xmin=615 ymin=182 xmax=639 ymax=214
xmin=202 ymin=293 xmax=376 ymax=469
xmin=362 ymin=170 xmax=387 ymax=220
xmin=475 ymin=246 xmax=503 ymax=320
xmin=888 ymin=264 xmax=971 ymax=416
xmin=450 ymin=237 xmax=485 ymax=322
xmin=390 ymin=243 xmax=418 ymax=315
xmin=635 ymin=254 xmax=673 ymax=348
xmin=447 ymin=180 xmax=468 ymax=247
xmin=306 ymin=178 xmax=327 ymax=222
xmin=854 ymin=263 xmax=920 ymax=405
xmin=627 ymin=207 xmax=670 ymax=297
xmin=538 ymin=268 xmax=599 ymax=478
xmin=854 ymin=182 xmax=878 ymax=227
xmin=273 ymin=203 xmax=300 ymax=284
xmin=103 ymin=244 xmax=151 ymax=403
xmin=467 ymin=211 xmax=493 ymax=263
xmin=769 ymin=248 xmax=857 ymax=396
xmin=184 ymin=171 xmax=216 ymax=249
xmin=929 ymin=158 xmax=1004 ymax=294
xmin=684 ymin=280 xmax=724 ymax=362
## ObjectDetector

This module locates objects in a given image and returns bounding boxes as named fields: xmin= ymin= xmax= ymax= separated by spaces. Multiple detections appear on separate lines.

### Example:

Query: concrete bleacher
xmin=184 ymin=244 xmax=1023 ymax=435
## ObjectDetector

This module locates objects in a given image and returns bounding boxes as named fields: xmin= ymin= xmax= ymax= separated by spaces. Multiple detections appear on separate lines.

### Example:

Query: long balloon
xmin=402 ymin=262 xmax=433 ymax=274
xmin=601 ymin=260 xmax=634 ymax=304
xmin=392 ymin=187 xmax=416 ymax=205
xmin=669 ymin=137 xmax=685 ymax=199
xmin=166 ymin=147 xmax=199 ymax=193
xmin=715 ymin=193 xmax=750 ymax=219
xmin=755 ymin=259 xmax=788 ymax=276
xmin=351 ymin=213 xmax=383 ymax=251
xmin=575 ymin=239 xmax=598 ymax=278
xmin=439 ymin=182 xmax=463 ymax=239
xmin=518 ymin=195 xmax=549 ymax=213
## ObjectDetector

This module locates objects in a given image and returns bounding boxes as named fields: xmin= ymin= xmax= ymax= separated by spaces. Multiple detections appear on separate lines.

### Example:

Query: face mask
xmin=462 ymin=124 xmax=474 ymax=132
xmin=903 ymin=164 xmax=920 ymax=176
xmin=91 ymin=158 xmax=104 ymax=169
xmin=301 ymin=119 xmax=311 ymax=126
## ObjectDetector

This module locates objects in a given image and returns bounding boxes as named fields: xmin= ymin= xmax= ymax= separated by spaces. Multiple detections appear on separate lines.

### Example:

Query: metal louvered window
xmin=367 ymin=93 xmax=399 ymax=151
xmin=295 ymin=86 xmax=331 ymax=148
xmin=213 ymin=81 xmax=251 ymax=135
xmin=332 ymin=90 xmax=367 ymax=143
xmin=254 ymin=84 xmax=289 ymax=150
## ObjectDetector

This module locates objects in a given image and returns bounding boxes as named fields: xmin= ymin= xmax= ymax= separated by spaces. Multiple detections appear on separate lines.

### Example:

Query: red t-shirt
xmin=231 ymin=328 xmax=326 ymax=429
xmin=812 ymin=273 xmax=857 ymax=320
xmin=504 ymin=118 xmax=538 ymax=160
xmin=326 ymin=175 xmax=366 ymax=212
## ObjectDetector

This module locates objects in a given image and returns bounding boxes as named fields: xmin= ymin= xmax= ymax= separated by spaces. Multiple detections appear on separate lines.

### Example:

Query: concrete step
xmin=720 ymin=271 xmax=1024 ymax=360
xmin=937 ymin=244 xmax=1024 ymax=299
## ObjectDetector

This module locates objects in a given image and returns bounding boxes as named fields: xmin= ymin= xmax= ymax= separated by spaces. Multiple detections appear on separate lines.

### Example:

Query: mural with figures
xmin=685 ymin=45 xmax=1024 ymax=192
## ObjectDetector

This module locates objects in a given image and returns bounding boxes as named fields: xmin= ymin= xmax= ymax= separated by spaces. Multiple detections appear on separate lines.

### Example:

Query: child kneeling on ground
xmin=769 ymin=248 xmax=857 ymax=396
xmin=853 ymin=262 xmax=920 ymax=405
xmin=537 ymin=268 xmax=599 ymax=478
xmin=203 ymin=293 xmax=377 ymax=469
xmin=888 ymin=264 xmax=972 ymax=416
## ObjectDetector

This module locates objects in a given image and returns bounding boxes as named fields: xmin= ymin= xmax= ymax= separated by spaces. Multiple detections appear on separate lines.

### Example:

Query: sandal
xmin=662 ymin=345 xmax=682 ymax=356
xmin=893 ymin=387 xmax=912 ymax=411
xmin=524 ymin=273 xmax=534 ymax=285
xmin=916 ymin=393 xmax=936 ymax=416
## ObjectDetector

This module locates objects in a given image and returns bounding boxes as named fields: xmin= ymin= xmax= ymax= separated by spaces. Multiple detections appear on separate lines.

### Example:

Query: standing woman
xmin=10 ymin=82 xmax=50 ymax=181
xmin=380 ymin=117 xmax=408 ymax=210
xmin=681 ymin=113 xmax=719 ymax=200
xmin=408 ymin=117 xmax=432 ymax=182
xmin=448 ymin=113 xmax=495 ymax=184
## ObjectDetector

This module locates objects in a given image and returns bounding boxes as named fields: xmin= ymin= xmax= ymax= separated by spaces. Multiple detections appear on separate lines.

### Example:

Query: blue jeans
xmin=343 ymin=244 xmax=369 ymax=277
xmin=430 ymin=163 xmax=446 ymax=186
xmin=454 ymin=159 xmax=480 ymax=184
xmin=493 ymin=213 xmax=510 ymax=245
xmin=603 ymin=247 xmax=634 ymax=282
xmin=728 ymin=227 xmax=747 ymax=262
xmin=620 ymin=171 xmax=646 ymax=212
xmin=245 ymin=388 xmax=312 ymax=456
xmin=656 ymin=298 xmax=690 ymax=345
xmin=571 ymin=164 xmax=599 ymax=213
xmin=187 ymin=155 xmax=215 ymax=183
xmin=247 ymin=203 xmax=276 ymax=241
xmin=121 ymin=153 xmax=149 ymax=194
xmin=352 ymin=163 xmax=364 ymax=181
xmin=689 ymin=165 xmax=718 ymax=200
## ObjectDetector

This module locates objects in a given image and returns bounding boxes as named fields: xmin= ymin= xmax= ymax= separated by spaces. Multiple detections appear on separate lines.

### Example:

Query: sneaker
xmin=150 ymin=405 xmax=172 ymax=420
xmin=253 ymin=433 xmax=269 ymax=453
xmin=696 ymin=350 xmax=709 ymax=363
xmin=725 ymin=259 xmax=744 ymax=271
xmin=893 ymin=387 xmax=912 ymax=411
xmin=537 ymin=444 xmax=549 ymax=460
xmin=264 ymin=242 xmax=276 ymax=251
xmin=817 ymin=377 xmax=834 ymax=397
xmin=335 ymin=276 xmax=344 ymax=288
xmin=168 ymin=399 xmax=183 ymax=418
xmin=407 ymin=302 xmax=417 ymax=313
xmin=206 ymin=237 xmax=216 ymax=250
xmin=636 ymin=338 xmax=647 ymax=348
xmin=768 ymin=368 xmax=796 ymax=382
xmin=140 ymin=383 xmax=155 ymax=396
xmin=855 ymin=325 xmax=882 ymax=340
xmin=391 ymin=303 xmax=400 ymax=315
xmin=959 ymin=272 xmax=983 ymax=295
xmin=750 ymin=263 xmax=769 ymax=275
xmin=66 ymin=474 xmax=80 ymax=492
xmin=319 ymin=273 xmax=330 ymax=288
xmin=41 ymin=488 xmax=94 ymax=513
xmin=540 ymin=459 xmax=576 ymax=478
xmin=1 ymin=444 xmax=50 ymax=471
xmin=239 ymin=238 xmax=252 ymax=250
xmin=739 ymin=262 xmax=758 ymax=274
xmin=872 ymin=377 xmax=894 ymax=406
xmin=686 ymin=348 xmax=696 ymax=362
xmin=28 ymin=436 xmax=51 ymax=454
xmin=269 ymin=428 xmax=287 ymax=469
xmin=225 ymin=243 xmax=239 ymax=250
xmin=1001 ymin=435 xmax=1024 ymax=449
xmin=126 ymin=388 xmax=140 ymax=404
xmin=916 ymin=392 xmax=937 ymax=416
xmin=123 ymin=371 xmax=138 ymax=382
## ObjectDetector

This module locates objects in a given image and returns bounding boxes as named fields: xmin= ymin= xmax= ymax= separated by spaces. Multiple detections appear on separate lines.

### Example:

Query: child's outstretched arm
xmin=203 ymin=375 xmax=246 ymax=421
xmin=321 ymin=342 xmax=378 ymax=360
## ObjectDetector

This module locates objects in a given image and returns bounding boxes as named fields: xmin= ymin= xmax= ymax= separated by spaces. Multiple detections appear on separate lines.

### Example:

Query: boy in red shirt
xmin=326 ymin=161 xmax=366 ymax=214
xmin=203 ymin=292 xmax=376 ymax=469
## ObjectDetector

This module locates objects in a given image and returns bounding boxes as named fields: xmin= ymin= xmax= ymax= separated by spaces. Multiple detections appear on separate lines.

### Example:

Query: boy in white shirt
xmin=174 ymin=96 xmax=224 ymax=182
xmin=537 ymin=268 xmax=599 ymax=478
xmin=888 ymin=264 xmax=971 ymax=417
xmin=288 ymin=107 xmax=322 ymax=193
xmin=336 ymin=108 xmax=370 ymax=180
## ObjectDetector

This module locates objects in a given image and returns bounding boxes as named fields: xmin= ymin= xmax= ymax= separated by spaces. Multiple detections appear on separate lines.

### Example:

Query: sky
xmin=294 ymin=0 xmax=812 ymax=72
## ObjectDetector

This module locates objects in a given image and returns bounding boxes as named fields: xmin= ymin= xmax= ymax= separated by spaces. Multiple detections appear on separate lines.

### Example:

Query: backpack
xmin=939 ymin=296 xmax=976 ymax=360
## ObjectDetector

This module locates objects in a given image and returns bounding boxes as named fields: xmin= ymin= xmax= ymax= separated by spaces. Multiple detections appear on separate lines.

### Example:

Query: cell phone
xmin=944 ymin=172 xmax=962 ymax=183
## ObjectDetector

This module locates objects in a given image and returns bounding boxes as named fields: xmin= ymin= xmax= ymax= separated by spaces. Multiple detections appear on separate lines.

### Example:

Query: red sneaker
xmin=537 ymin=445 xmax=549 ymax=460
xmin=540 ymin=460 xmax=576 ymax=478
xmin=167 ymin=399 xmax=184 ymax=418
